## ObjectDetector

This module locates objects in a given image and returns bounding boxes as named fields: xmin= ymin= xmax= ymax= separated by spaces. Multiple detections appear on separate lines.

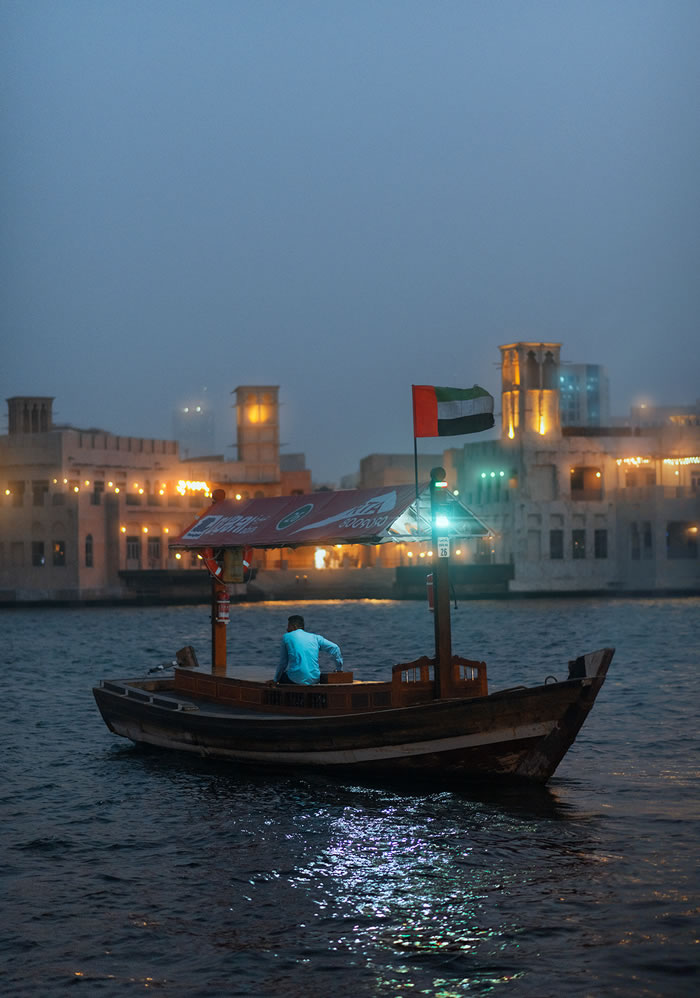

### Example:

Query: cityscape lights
xmin=176 ymin=480 xmax=211 ymax=497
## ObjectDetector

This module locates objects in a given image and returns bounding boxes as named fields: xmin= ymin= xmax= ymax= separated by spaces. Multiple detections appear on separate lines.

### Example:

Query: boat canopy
xmin=171 ymin=483 xmax=491 ymax=551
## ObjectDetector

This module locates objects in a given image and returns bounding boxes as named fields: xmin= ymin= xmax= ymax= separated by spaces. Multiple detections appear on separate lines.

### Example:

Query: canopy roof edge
xmin=170 ymin=484 xmax=491 ymax=551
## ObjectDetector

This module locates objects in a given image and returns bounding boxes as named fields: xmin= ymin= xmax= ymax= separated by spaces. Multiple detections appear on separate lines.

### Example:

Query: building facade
xmin=0 ymin=391 xmax=311 ymax=601
xmin=446 ymin=343 xmax=699 ymax=592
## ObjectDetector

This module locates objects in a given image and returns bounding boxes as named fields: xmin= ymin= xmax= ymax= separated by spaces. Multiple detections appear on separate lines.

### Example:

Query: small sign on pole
xmin=437 ymin=536 xmax=450 ymax=558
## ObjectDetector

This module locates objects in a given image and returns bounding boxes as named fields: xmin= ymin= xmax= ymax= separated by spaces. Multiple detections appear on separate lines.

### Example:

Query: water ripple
xmin=1 ymin=598 xmax=698 ymax=997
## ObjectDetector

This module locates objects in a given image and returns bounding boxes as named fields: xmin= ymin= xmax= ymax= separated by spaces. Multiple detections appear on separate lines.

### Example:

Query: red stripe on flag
xmin=412 ymin=385 xmax=439 ymax=437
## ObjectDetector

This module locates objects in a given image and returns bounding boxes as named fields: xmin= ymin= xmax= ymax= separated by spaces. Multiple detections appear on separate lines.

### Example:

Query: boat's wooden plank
xmin=94 ymin=650 xmax=613 ymax=783
xmin=171 ymin=653 xmax=487 ymax=715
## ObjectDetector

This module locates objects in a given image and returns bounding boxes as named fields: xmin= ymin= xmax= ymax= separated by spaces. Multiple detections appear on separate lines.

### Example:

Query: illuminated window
xmin=247 ymin=400 xmax=268 ymax=423
xmin=570 ymin=467 xmax=603 ymax=500
xmin=572 ymin=529 xmax=586 ymax=559
xmin=32 ymin=541 xmax=45 ymax=567
xmin=52 ymin=540 xmax=66 ymax=567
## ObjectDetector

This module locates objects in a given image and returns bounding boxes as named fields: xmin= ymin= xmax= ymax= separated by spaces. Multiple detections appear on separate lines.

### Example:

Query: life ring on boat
xmin=242 ymin=547 xmax=253 ymax=584
xmin=201 ymin=547 xmax=223 ymax=580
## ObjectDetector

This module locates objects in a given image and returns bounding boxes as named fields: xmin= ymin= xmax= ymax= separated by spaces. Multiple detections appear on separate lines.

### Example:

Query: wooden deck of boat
xmin=155 ymin=688 xmax=319 ymax=719
xmin=172 ymin=656 xmax=488 ymax=715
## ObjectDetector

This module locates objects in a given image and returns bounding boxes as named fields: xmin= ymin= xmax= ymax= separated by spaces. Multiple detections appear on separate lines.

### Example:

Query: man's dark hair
xmin=288 ymin=614 xmax=305 ymax=629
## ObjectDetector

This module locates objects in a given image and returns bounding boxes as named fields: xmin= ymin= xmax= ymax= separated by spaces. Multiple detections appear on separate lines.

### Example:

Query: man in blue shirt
xmin=274 ymin=614 xmax=343 ymax=685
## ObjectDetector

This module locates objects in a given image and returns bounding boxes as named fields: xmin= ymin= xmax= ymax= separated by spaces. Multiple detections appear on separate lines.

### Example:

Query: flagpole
xmin=413 ymin=434 xmax=419 ymax=506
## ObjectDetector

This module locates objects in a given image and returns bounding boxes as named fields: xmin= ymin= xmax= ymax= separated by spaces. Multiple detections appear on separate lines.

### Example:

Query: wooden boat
xmin=93 ymin=473 xmax=614 ymax=783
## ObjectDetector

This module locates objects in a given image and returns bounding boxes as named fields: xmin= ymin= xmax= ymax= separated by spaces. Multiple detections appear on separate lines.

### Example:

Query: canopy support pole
xmin=211 ymin=579 xmax=228 ymax=674
xmin=430 ymin=468 xmax=453 ymax=699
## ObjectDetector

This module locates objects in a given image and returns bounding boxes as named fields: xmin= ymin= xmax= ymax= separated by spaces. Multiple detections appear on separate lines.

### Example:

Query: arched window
xmin=543 ymin=351 xmax=557 ymax=389
xmin=526 ymin=350 xmax=539 ymax=389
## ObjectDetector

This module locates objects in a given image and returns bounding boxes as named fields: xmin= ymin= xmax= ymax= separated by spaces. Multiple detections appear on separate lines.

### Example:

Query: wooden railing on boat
xmin=392 ymin=655 xmax=488 ymax=706
xmin=173 ymin=655 xmax=487 ymax=715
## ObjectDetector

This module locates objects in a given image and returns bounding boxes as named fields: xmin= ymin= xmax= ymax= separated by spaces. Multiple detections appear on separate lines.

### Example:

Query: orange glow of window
xmin=247 ymin=404 xmax=268 ymax=424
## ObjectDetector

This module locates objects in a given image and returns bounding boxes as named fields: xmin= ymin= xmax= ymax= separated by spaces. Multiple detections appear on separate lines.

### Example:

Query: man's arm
xmin=274 ymin=637 xmax=289 ymax=682
xmin=318 ymin=635 xmax=343 ymax=671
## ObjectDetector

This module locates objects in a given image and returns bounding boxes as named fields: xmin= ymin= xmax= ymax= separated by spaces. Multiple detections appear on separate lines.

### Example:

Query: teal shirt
xmin=276 ymin=630 xmax=343 ymax=685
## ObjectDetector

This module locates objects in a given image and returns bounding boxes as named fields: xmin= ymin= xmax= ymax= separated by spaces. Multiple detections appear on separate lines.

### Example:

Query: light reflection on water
xmin=281 ymin=783 xmax=596 ymax=995
xmin=1 ymin=598 xmax=699 ymax=997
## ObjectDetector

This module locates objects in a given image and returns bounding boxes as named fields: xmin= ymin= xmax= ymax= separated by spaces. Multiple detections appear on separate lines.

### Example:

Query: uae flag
xmin=412 ymin=384 xmax=495 ymax=437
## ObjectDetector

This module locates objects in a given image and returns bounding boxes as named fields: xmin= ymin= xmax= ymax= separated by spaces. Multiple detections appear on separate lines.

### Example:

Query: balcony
xmin=570 ymin=487 xmax=604 ymax=502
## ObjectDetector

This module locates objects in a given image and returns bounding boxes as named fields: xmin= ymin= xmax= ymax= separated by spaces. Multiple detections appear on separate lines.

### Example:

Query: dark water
xmin=1 ymin=598 xmax=698 ymax=997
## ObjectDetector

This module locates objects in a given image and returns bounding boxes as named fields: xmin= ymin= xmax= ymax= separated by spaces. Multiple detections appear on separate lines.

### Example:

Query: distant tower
xmin=559 ymin=364 xmax=610 ymax=427
xmin=234 ymin=386 xmax=280 ymax=481
xmin=6 ymin=396 xmax=54 ymax=434
xmin=172 ymin=392 xmax=215 ymax=459
xmin=499 ymin=343 xmax=561 ymax=441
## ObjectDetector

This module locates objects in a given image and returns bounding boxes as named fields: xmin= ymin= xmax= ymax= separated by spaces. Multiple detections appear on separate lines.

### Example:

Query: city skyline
xmin=3 ymin=2 xmax=699 ymax=482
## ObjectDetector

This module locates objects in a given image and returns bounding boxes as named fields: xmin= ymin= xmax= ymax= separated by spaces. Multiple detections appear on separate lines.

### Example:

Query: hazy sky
xmin=3 ymin=1 xmax=699 ymax=482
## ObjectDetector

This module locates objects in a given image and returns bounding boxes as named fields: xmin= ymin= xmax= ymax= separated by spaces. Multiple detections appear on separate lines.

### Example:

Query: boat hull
xmin=93 ymin=648 xmax=613 ymax=783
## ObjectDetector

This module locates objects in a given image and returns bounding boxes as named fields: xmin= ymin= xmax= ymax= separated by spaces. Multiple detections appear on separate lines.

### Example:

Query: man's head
xmin=287 ymin=614 xmax=305 ymax=632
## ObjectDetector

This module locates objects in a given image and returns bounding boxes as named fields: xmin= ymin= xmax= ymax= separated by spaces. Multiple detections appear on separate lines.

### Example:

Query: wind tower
xmin=499 ymin=343 xmax=562 ymax=442
xmin=233 ymin=386 xmax=280 ymax=483
xmin=6 ymin=396 xmax=54 ymax=434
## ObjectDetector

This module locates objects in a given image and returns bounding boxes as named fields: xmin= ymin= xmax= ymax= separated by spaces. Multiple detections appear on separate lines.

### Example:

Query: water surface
xmin=2 ymin=598 xmax=698 ymax=996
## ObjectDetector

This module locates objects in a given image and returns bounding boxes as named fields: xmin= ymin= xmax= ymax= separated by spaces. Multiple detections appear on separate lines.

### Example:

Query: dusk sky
xmin=3 ymin=1 xmax=699 ymax=483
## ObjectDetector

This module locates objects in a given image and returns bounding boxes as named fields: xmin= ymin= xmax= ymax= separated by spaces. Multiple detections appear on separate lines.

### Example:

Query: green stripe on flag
xmin=432 ymin=384 xmax=494 ymax=436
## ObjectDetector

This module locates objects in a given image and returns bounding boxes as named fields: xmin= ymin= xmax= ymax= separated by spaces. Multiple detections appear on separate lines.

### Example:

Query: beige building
xmin=445 ymin=342 xmax=700 ymax=592
xmin=343 ymin=342 xmax=699 ymax=594
xmin=0 ymin=390 xmax=311 ymax=602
